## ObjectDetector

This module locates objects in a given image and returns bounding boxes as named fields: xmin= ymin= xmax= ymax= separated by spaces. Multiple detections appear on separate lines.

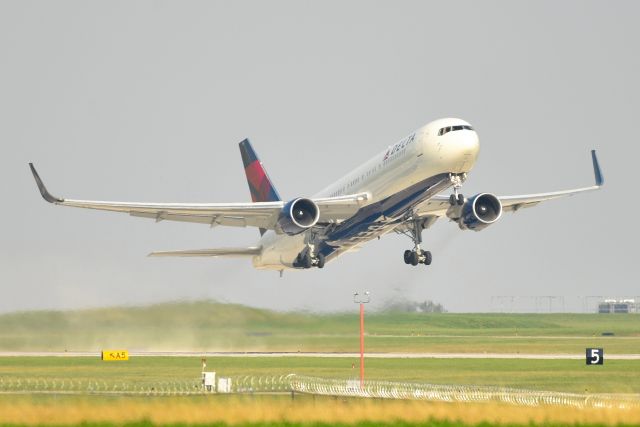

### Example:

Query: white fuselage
xmin=253 ymin=118 xmax=480 ymax=270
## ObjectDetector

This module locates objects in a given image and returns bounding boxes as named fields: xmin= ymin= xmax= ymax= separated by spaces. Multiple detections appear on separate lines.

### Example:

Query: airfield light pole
xmin=353 ymin=291 xmax=370 ymax=388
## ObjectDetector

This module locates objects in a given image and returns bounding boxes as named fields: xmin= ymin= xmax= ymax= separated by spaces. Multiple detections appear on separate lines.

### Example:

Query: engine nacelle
xmin=457 ymin=193 xmax=503 ymax=231
xmin=276 ymin=197 xmax=320 ymax=235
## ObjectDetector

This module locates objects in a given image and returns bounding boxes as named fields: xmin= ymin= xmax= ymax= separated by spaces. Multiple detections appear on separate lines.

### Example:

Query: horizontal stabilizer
xmin=148 ymin=247 xmax=261 ymax=258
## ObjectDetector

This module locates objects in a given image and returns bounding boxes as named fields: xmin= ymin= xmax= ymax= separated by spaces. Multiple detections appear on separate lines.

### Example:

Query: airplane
xmin=30 ymin=118 xmax=603 ymax=273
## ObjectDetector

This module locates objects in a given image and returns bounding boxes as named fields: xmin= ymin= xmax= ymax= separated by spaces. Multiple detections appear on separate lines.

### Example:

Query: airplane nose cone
xmin=469 ymin=132 xmax=480 ymax=156
xmin=456 ymin=131 xmax=479 ymax=156
xmin=450 ymin=131 xmax=479 ymax=173
xmin=462 ymin=130 xmax=479 ymax=152
xmin=420 ymin=121 xmax=480 ymax=174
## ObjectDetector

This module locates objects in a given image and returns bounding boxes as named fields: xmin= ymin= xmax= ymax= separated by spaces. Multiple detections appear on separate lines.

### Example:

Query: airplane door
xmin=416 ymin=130 xmax=425 ymax=157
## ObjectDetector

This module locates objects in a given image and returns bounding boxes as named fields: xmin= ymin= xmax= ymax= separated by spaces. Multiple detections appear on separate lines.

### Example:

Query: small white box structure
xmin=346 ymin=379 xmax=360 ymax=391
xmin=202 ymin=371 xmax=216 ymax=392
xmin=217 ymin=377 xmax=232 ymax=393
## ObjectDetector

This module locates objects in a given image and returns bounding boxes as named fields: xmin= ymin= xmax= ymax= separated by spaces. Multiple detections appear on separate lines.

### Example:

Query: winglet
xmin=29 ymin=163 xmax=63 ymax=203
xmin=591 ymin=150 xmax=604 ymax=187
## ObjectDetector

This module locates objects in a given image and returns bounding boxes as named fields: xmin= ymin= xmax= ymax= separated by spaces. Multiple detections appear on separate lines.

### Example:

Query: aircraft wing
xmin=313 ymin=193 xmax=370 ymax=219
xmin=29 ymin=164 xmax=368 ymax=230
xmin=414 ymin=150 xmax=603 ymax=220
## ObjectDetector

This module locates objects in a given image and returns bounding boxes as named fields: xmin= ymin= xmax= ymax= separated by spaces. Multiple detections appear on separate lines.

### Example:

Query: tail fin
xmin=239 ymin=139 xmax=281 ymax=236
xmin=239 ymin=138 xmax=281 ymax=203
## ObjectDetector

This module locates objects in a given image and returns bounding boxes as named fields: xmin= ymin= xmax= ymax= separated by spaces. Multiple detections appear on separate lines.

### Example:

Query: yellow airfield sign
xmin=101 ymin=350 xmax=129 ymax=361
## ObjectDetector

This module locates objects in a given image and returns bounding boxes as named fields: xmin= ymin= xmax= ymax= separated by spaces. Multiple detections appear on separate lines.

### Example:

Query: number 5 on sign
xmin=586 ymin=348 xmax=603 ymax=365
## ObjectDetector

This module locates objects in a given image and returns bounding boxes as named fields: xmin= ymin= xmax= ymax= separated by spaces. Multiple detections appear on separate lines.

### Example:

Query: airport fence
xmin=0 ymin=375 xmax=293 ymax=396
xmin=289 ymin=375 xmax=640 ymax=410
xmin=0 ymin=377 xmax=204 ymax=396
xmin=1 ymin=374 xmax=639 ymax=410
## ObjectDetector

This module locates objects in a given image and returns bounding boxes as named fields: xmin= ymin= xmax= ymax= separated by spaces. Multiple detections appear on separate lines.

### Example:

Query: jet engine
xmin=276 ymin=197 xmax=320 ymax=235
xmin=449 ymin=193 xmax=503 ymax=231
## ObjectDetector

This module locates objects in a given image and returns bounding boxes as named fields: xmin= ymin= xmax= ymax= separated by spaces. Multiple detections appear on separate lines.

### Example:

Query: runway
xmin=2 ymin=351 xmax=639 ymax=359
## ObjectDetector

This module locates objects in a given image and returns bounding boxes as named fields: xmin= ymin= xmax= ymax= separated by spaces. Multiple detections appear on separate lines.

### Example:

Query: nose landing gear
xmin=448 ymin=173 xmax=467 ymax=206
xmin=449 ymin=193 xmax=465 ymax=206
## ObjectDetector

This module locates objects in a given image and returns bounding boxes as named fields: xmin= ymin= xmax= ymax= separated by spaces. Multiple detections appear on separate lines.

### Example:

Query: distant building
xmin=598 ymin=299 xmax=639 ymax=314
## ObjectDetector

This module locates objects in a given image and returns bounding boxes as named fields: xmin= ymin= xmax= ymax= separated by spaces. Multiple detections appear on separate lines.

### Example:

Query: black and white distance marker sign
xmin=586 ymin=348 xmax=604 ymax=365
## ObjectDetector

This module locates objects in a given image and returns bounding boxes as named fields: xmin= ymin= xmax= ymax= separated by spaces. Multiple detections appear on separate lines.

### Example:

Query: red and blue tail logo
xmin=239 ymin=139 xmax=281 ymax=203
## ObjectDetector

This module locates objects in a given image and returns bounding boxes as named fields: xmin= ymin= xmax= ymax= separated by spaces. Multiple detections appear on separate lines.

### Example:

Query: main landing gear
xmin=401 ymin=216 xmax=432 ymax=267
xmin=293 ymin=247 xmax=325 ymax=269
xmin=448 ymin=173 xmax=467 ymax=206
xmin=403 ymin=248 xmax=432 ymax=266
xmin=293 ymin=231 xmax=326 ymax=269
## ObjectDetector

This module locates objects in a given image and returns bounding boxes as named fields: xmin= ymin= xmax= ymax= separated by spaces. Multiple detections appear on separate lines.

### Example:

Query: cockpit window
xmin=438 ymin=124 xmax=473 ymax=136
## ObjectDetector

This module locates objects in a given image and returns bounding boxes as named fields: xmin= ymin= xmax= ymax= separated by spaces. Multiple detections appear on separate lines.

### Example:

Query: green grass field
xmin=0 ymin=301 xmax=638 ymax=354
xmin=1 ymin=302 xmax=639 ymax=426
xmin=1 ymin=356 xmax=639 ymax=394
xmin=1 ymin=358 xmax=639 ymax=427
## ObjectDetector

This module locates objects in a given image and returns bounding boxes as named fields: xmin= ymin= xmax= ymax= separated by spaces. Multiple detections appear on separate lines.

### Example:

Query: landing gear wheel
xmin=317 ymin=253 xmax=325 ymax=269
xmin=302 ymin=253 xmax=313 ymax=269
xmin=401 ymin=214 xmax=435 ymax=268
xmin=423 ymin=251 xmax=432 ymax=266
xmin=403 ymin=250 xmax=412 ymax=264
xmin=457 ymin=193 xmax=465 ymax=205
xmin=410 ymin=251 xmax=419 ymax=266
xmin=449 ymin=194 xmax=456 ymax=206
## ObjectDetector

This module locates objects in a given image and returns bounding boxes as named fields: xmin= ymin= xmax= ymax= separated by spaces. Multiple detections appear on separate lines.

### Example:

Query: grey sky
xmin=1 ymin=1 xmax=638 ymax=313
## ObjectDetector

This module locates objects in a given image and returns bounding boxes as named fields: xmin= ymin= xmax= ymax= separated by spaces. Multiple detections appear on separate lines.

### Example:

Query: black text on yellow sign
xmin=101 ymin=350 xmax=129 ymax=361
